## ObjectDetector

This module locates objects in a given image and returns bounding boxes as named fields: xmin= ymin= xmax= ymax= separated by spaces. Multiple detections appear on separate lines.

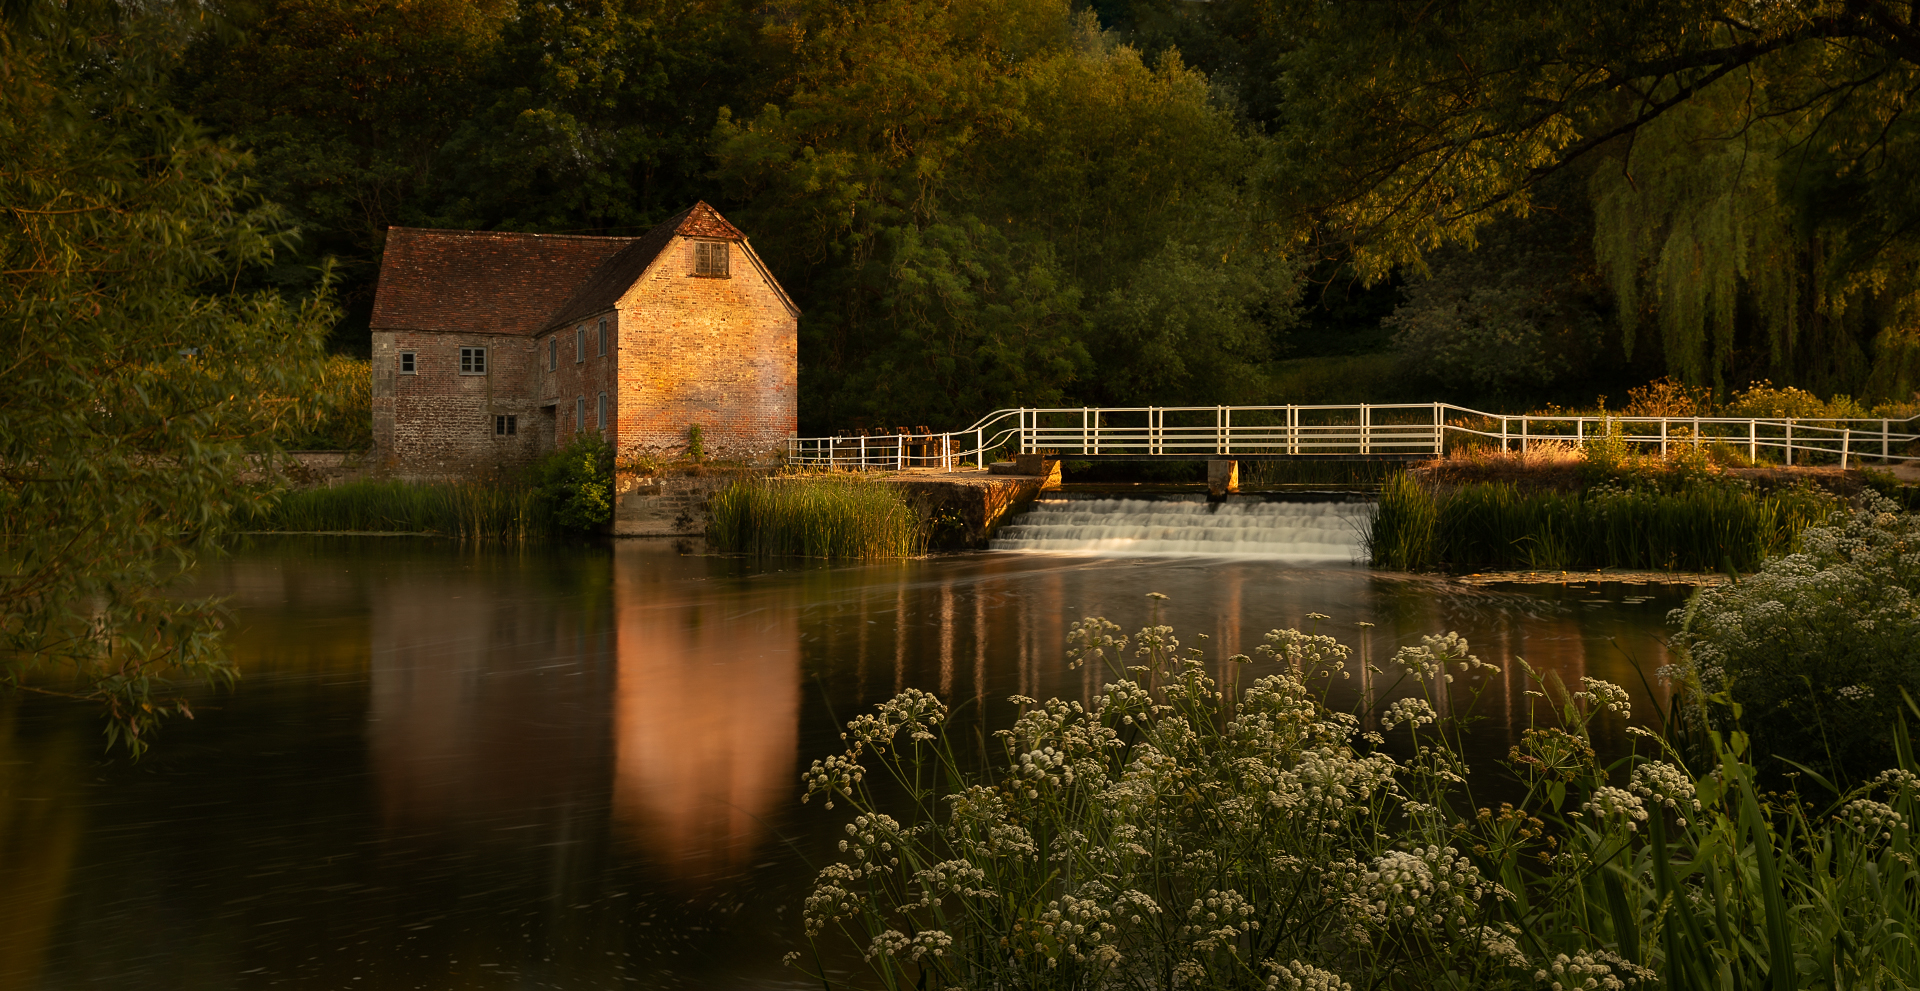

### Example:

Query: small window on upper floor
xmin=694 ymin=241 xmax=730 ymax=278
xmin=399 ymin=352 xmax=416 ymax=374
xmin=460 ymin=347 xmax=487 ymax=375
xmin=597 ymin=392 xmax=606 ymax=430
xmin=548 ymin=337 xmax=557 ymax=372
xmin=575 ymin=396 xmax=586 ymax=432
xmin=597 ymin=318 xmax=607 ymax=356
xmin=575 ymin=325 xmax=586 ymax=363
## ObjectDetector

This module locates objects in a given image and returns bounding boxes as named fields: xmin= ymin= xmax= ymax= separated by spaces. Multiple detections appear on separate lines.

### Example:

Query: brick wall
xmin=370 ymin=330 xmax=546 ymax=479
xmin=531 ymin=313 xmax=621 ymax=451
xmin=616 ymin=236 xmax=797 ymax=460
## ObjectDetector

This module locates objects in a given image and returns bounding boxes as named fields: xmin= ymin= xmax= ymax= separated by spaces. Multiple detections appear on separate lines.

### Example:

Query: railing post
xmin=976 ymin=428 xmax=984 ymax=470
xmin=1692 ymin=416 xmax=1700 ymax=448
xmin=1434 ymin=402 xmax=1442 ymax=456
xmin=1501 ymin=416 xmax=1509 ymax=452
xmin=1361 ymin=405 xmax=1371 ymax=455
xmin=1659 ymin=419 xmax=1666 ymax=457
xmin=1786 ymin=419 xmax=1794 ymax=466
xmin=1885 ymin=418 xmax=1891 ymax=461
xmin=1749 ymin=420 xmax=1757 ymax=462
xmin=1843 ymin=428 xmax=1852 ymax=470
xmin=1082 ymin=407 xmax=1090 ymax=456
xmin=860 ymin=433 xmax=867 ymax=469
xmin=1576 ymin=417 xmax=1585 ymax=448
xmin=1520 ymin=415 xmax=1528 ymax=453
xmin=897 ymin=432 xmax=905 ymax=471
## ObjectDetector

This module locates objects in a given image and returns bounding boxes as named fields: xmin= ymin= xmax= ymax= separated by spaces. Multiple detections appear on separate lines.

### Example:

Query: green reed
xmin=707 ymin=474 xmax=923 ymax=559
xmin=1370 ymin=473 xmax=1836 ymax=571
xmin=251 ymin=479 xmax=551 ymax=540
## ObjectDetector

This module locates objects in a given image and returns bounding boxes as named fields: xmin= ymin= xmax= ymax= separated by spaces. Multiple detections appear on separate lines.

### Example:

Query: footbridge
xmin=788 ymin=404 xmax=1920 ymax=470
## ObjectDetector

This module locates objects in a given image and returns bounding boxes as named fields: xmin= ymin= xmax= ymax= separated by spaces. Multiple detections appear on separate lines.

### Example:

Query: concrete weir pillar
xmin=1012 ymin=453 xmax=1063 ymax=490
xmin=1207 ymin=460 xmax=1239 ymax=497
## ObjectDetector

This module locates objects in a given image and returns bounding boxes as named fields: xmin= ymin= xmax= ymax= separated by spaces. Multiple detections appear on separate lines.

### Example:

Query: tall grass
xmin=707 ymin=475 xmax=923 ymax=558
xmin=251 ymin=479 xmax=551 ymax=540
xmin=1370 ymin=472 xmax=1836 ymax=571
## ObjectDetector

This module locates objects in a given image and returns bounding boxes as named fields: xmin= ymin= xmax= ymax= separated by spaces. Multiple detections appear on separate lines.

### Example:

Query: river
xmin=0 ymin=535 xmax=1689 ymax=990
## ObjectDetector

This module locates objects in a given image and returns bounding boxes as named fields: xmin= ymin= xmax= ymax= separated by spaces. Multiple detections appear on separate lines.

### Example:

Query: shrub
xmin=791 ymin=601 xmax=1920 ymax=990
xmin=530 ymin=433 xmax=614 ymax=532
xmin=1673 ymin=496 xmax=1920 ymax=782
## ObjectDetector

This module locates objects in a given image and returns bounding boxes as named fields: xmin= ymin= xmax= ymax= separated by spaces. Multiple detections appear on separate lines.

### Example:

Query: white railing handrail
xmin=785 ymin=404 xmax=1920 ymax=470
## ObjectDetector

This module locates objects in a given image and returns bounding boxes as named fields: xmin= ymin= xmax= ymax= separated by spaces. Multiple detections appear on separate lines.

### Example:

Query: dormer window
xmin=694 ymin=241 xmax=730 ymax=278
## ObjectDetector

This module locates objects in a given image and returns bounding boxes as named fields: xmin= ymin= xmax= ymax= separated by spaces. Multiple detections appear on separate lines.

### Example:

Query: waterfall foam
xmin=989 ymin=495 xmax=1371 ymax=562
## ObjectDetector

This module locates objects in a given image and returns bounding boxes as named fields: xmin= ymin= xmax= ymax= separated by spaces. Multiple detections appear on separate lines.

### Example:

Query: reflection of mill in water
xmin=363 ymin=543 xmax=1673 ymax=887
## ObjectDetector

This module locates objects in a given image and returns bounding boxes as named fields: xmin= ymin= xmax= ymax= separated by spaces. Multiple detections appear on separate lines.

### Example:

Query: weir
xmin=989 ymin=494 xmax=1372 ymax=561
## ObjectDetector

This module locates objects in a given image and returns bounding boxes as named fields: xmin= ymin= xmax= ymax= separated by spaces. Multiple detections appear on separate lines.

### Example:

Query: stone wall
xmin=611 ymin=471 xmax=745 ymax=536
xmin=616 ymin=237 xmax=796 ymax=461
xmin=371 ymin=330 xmax=546 ymax=479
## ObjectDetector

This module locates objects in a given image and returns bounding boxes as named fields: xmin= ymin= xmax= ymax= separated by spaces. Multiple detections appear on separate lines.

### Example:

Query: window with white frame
xmin=399 ymin=352 xmax=416 ymax=374
xmin=694 ymin=241 xmax=730 ymax=278
xmin=575 ymin=325 xmax=586 ymax=363
xmin=596 ymin=392 xmax=606 ymax=430
xmin=576 ymin=396 xmax=586 ymax=432
xmin=548 ymin=337 xmax=557 ymax=371
xmin=597 ymin=318 xmax=607 ymax=356
xmin=459 ymin=347 xmax=487 ymax=374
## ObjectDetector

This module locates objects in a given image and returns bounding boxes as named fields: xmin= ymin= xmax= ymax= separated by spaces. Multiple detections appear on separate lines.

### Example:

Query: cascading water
xmin=989 ymin=495 xmax=1372 ymax=562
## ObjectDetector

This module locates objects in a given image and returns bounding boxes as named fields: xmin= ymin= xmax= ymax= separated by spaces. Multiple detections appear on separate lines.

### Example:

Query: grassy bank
xmin=707 ymin=475 xmax=923 ymax=558
xmin=250 ymin=479 xmax=553 ymax=540
xmin=1370 ymin=471 xmax=1836 ymax=571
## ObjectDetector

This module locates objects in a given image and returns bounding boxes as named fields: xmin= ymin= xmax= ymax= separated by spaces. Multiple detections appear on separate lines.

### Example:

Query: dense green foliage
xmin=708 ymin=475 xmax=923 ymax=558
xmin=0 ymin=1 xmax=335 ymax=752
xmin=1674 ymin=498 xmax=1920 ymax=784
xmin=253 ymin=479 xmax=551 ymax=539
xmin=1369 ymin=473 xmax=1836 ymax=573
xmin=530 ymin=434 xmax=615 ymax=532
xmin=796 ymin=606 xmax=1920 ymax=988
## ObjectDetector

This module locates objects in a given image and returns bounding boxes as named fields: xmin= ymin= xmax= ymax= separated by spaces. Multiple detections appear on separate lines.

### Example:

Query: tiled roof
xmin=370 ymin=202 xmax=749 ymax=337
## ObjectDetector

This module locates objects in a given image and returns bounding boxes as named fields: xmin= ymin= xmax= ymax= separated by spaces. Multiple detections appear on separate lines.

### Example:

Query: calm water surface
xmin=0 ymin=538 xmax=1689 ymax=990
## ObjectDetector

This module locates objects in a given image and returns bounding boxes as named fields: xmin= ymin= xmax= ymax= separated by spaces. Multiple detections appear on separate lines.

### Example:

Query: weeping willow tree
xmin=1588 ymin=72 xmax=1920 ymax=398
xmin=1265 ymin=0 xmax=1920 ymax=401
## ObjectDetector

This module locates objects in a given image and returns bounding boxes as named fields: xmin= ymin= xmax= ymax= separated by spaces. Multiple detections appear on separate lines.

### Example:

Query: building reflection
xmin=609 ymin=543 xmax=801 ymax=881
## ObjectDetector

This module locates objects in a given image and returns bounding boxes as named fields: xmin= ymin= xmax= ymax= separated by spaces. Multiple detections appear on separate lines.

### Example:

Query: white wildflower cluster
xmin=838 ymin=813 xmax=906 ymax=865
xmin=1471 ymin=924 xmax=1530 ymax=969
xmin=1259 ymin=628 xmax=1351 ymax=679
xmin=803 ymin=863 xmax=869 ymax=936
xmin=997 ymin=695 xmax=1120 ymax=799
xmin=1840 ymin=798 xmax=1905 ymax=841
xmin=1265 ymin=959 xmax=1351 ymax=991
xmin=1067 ymin=616 xmax=1127 ymax=671
xmin=1337 ymin=845 xmax=1492 ymax=932
xmin=801 ymin=753 xmax=864 ymax=808
xmin=1181 ymin=888 xmax=1259 ymax=953
xmin=841 ymin=688 xmax=947 ymax=757
xmin=865 ymin=928 xmax=951 ymax=962
xmin=1838 ymin=683 xmax=1876 ymax=702
xmin=1034 ymin=888 xmax=1134 ymax=967
xmin=912 ymin=860 xmax=990 ymax=908
xmin=1873 ymin=769 xmax=1920 ymax=793
xmin=1628 ymin=762 xmax=1701 ymax=825
xmin=1534 ymin=949 xmax=1652 ymax=990
xmin=1574 ymin=677 xmax=1631 ymax=718
xmin=1392 ymin=631 xmax=1497 ymax=683
xmin=1379 ymin=697 xmax=1437 ymax=732
xmin=1582 ymin=786 xmax=1649 ymax=832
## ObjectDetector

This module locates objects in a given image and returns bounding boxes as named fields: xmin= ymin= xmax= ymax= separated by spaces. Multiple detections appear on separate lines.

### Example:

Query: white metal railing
xmin=786 ymin=404 xmax=1920 ymax=470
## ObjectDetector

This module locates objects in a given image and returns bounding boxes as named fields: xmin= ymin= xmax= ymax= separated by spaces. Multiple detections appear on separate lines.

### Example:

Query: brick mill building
xmin=368 ymin=202 xmax=798 ymax=476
